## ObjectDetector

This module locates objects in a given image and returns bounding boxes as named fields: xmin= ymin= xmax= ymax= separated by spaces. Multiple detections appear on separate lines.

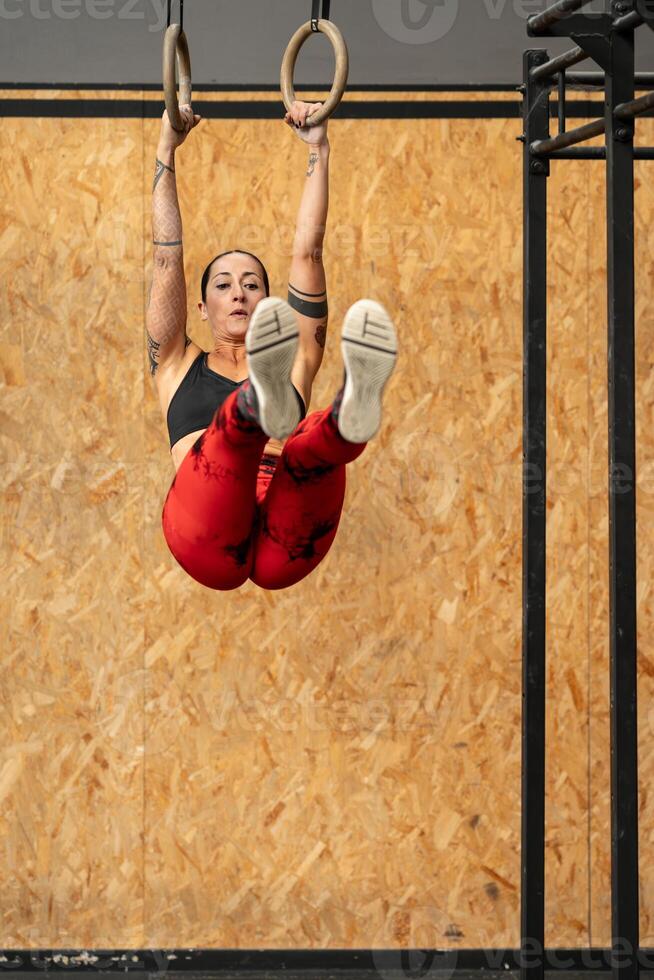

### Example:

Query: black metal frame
xmin=4 ymin=947 xmax=654 ymax=976
xmin=566 ymin=69 xmax=654 ymax=85
xmin=522 ymin=4 xmax=648 ymax=980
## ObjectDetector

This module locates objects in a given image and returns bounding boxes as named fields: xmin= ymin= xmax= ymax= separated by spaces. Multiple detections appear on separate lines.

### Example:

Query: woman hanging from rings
xmin=147 ymin=99 xmax=398 ymax=591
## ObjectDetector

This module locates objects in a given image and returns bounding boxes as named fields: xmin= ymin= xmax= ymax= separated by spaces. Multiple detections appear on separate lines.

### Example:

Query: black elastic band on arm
xmin=287 ymin=291 xmax=328 ymax=319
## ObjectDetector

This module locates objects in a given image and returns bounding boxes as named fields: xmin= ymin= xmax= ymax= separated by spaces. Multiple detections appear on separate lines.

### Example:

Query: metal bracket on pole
xmin=571 ymin=34 xmax=611 ymax=70
xmin=614 ymin=117 xmax=635 ymax=142
xmin=611 ymin=0 xmax=637 ymax=141
xmin=615 ymin=126 xmax=635 ymax=142
xmin=529 ymin=12 xmax=613 ymax=35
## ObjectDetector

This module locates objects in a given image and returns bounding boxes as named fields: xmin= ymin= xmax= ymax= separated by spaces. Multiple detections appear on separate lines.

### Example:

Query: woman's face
xmin=199 ymin=252 xmax=266 ymax=338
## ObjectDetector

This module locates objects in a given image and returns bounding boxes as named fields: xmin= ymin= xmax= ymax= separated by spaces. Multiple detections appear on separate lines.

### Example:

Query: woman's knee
xmin=162 ymin=513 xmax=252 ymax=591
xmin=194 ymin=561 xmax=251 ymax=591
xmin=249 ymin=529 xmax=340 ymax=591
xmin=168 ymin=546 xmax=251 ymax=591
xmin=249 ymin=561 xmax=308 ymax=591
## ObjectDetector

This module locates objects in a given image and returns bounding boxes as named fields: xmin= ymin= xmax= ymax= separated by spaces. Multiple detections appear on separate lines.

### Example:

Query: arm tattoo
xmin=153 ymin=240 xmax=183 ymax=246
xmin=307 ymin=152 xmax=318 ymax=177
xmin=153 ymin=157 xmax=175 ymax=192
xmin=147 ymin=331 xmax=160 ymax=377
xmin=146 ymin=331 xmax=191 ymax=376
xmin=314 ymin=322 xmax=327 ymax=349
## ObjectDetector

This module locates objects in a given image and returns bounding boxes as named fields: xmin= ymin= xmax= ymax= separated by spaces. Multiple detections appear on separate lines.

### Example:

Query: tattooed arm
xmin=145 ymin=106 xmax=201 ymax=377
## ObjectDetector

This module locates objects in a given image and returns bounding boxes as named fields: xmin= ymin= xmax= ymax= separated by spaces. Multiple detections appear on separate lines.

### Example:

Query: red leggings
xmin=162 ymin=389 xmax=366 ymax=591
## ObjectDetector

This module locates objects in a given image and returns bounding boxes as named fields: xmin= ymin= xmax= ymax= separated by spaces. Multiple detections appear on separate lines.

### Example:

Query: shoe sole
xmin=339 ymin=299 xmax=398 ymax=443
xmin=245 ymin=297 xmax=301 ymax=440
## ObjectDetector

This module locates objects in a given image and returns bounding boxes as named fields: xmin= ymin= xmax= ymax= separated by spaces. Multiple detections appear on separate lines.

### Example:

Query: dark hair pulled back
xmin=201 ymin=250 xmax=270 ymax=304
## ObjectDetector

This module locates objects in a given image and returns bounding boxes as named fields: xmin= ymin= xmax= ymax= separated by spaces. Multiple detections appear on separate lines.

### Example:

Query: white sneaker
xmin=337 ymin=299 xmax=398 ymax=443
xmin=245 ymin=297 xmax=301 ymax=440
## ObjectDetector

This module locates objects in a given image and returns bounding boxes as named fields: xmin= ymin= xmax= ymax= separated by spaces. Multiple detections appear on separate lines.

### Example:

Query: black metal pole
xmin=528 ymin=0 xmax=590 ymax=35
xmin=566 ymin=70 xmax=654 ymax=88
xmin=549 ymin=146 xmax=654 ymax=158
xmin=613 ymin=9 xmax=643 ymax=30
xmin=531 ymin=117 xmax=605 ymax=155
xmin=615 ymin=90 xmax=654 ymax=117
xmin=605 ymin=18 xmax=640 ymax=980
xmin=558 ymin=73 xmax=567 ymax=133
xmin=521 ymin=48 xmax=550 ymax=980
xmin=530 ymin=45 xmax=587 ymax=82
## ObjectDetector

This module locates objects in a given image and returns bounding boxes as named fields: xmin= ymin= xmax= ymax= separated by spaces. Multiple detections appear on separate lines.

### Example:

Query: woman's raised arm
xmin=285 ymin=101 xmax=331 ymax=406
xmin=145 ymin=106 xmax=202 ymax=378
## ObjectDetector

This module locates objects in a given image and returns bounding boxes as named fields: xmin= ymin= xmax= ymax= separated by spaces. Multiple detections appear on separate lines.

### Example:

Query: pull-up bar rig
xmin=521 ymin=4 xmax=653 ymax=980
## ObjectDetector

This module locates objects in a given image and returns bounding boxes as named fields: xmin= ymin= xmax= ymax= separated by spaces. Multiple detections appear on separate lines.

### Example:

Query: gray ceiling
xmin=1 ymin=0 xmax=653 ymax=87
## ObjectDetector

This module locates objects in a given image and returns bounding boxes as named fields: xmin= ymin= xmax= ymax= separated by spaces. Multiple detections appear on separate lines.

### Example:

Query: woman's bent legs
xmin=162 ymin=398 xmax=367 ymax=592
xmin=162 ymin=390 xmax=269 ymax=590
xmin=251 ymin=408 xmax=366 ymax=590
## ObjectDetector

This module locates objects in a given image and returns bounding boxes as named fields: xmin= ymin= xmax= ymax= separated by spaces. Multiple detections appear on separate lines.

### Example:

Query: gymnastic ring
xmin=280 ymin=18 xmax=349 ymax=127
xmin=163 ymin=23 xmax=192 ymax=133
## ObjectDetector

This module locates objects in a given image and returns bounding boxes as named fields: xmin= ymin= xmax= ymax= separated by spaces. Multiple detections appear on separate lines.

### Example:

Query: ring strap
xmin=166 ymin=0 xmax=183 ymax=30
xmin=311 ymin=0 xmax=330 ymax=31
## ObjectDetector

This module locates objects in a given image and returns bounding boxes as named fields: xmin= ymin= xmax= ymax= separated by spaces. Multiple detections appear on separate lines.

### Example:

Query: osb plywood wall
xmin=1 ymin=87 xmax=653 ymax=949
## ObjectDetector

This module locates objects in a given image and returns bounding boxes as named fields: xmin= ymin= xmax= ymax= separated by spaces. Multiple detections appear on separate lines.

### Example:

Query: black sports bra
xmin=167 ymin=351 xmax=246 ymax=448
xmin=167 ymin=350 xmax=306 ymax=449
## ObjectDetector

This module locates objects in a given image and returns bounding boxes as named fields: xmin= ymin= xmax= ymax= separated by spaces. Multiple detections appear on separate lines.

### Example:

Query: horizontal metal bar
xmin=527 ymin=0 xmax=590 ymax=35
xmin=613 ymin=9 xmax=644 ymax=30
xmin=548 ymin=147 xmax=654 ymax=158
xmin=10 ymin=948 xmax=654 ymax=974
xmin=615 ymin=90 xmax=654 ymax=118
xmin=551 ymin=99 xmax=614 ymax=116
xmin=530 ymin=46 xmax=587 ymax=82
xmin=531 ymin=117 xmax=605 ymax=155
xmin=565 ymin=71 xmax=654 ymax=89
xmin=549 ymin=147 xmax=607 ymax=158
